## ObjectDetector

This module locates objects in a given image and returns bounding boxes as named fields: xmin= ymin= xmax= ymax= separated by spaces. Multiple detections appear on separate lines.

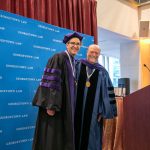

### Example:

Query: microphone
xmin=144 ymin=64 xmax=150 ymax=72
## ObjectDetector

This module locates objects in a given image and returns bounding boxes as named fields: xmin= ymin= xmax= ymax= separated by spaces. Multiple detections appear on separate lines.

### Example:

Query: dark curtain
xmin=0 ymin=0 xmax=97 ymax=43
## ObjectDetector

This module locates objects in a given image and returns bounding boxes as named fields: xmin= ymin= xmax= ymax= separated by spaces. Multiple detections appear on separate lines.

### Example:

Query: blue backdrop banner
xmin=0 ymin=10 xmax=93 ymax=149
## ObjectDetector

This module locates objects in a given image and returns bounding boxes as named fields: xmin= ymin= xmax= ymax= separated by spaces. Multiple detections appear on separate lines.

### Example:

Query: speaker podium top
xmin=123 ymin=85 xmax=150 ymax=150
xmin=124 ymin=85 xmax=150 ymax=101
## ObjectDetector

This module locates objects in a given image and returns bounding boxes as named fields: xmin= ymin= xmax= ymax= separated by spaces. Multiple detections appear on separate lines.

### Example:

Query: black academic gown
xmin=32 ymin=51 xmax=76 ymax=150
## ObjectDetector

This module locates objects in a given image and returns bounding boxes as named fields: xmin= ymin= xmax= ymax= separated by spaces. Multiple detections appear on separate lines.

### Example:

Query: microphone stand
xmin=144 ymin=64 xmax=150 ymax=72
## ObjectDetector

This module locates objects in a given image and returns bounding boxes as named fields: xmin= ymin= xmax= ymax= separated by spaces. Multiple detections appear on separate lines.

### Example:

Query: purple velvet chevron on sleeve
xmin=32 ymin=54 xmax=63 ymax=110
xmin=44 ymin=68 xmax=61 ymax=74
xmin=40 ymin=67 xmax=61 ymax=91
xmin=42 ymin=75 xmax=60 ymax=82
xmin=40 ymin=82 xmax=61 ymax=91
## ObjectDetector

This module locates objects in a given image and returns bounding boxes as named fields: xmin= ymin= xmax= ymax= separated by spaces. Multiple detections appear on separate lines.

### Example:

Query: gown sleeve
xmin=32 ymin=54 xmax=63 ymax=111
xmin=99 ymin=71 xmax=117 ymax=119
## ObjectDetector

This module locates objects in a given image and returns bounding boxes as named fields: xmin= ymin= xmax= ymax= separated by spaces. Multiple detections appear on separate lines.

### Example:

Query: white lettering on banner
xmin=6 ymin=138 xmax=33 ymax=146
xmin=33 ymin=45 xmax=56 ymax=52
xmin=76 ymin=53 xmax=83 ymax=57
xmin=0 ymin=39 xmax=22 ymax=45
xmin=12 ymin=53 xmax=39 ymax=60
xmin=8 ymin=102 xmax=32 ymax=106
xmin=38 ymin=24 xmax=60 ymax=32
xmin=16 ymin=77 xmax=41 ymax=81
xmin=17 ymin=31 xmax=43 ymax=39
xmin=0 ymin=90 xmax=22 ymax=93
xmin=0 ymin=14 xmax=27 ymax=24
xmin=0 ymin=114 xmax=28 ymax=120
xmin=52 ymin=39 xmax=62 ymax=43
xmin=0 ymin=76 xmax=2 ymax=80
xmin=16 ymin=126 xmax=35 ymax=131
xmin=6 ymin=64 xmax=33 ymax=70
xmin=81 ymin=45 xmax=88 ymax=49
xmin=0 ymin=26 xmax=5 ymax=30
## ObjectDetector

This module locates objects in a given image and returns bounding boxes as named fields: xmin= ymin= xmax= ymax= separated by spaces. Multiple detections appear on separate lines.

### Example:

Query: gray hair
xmin=87 ymin=44 xmax=101 ymax=52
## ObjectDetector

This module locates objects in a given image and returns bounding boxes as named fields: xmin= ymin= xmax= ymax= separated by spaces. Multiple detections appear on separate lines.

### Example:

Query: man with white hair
xmin=74 ymin=44 xmax=117 ymax=150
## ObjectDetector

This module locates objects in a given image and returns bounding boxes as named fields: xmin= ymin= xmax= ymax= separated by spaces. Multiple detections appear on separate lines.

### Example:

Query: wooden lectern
xmin=123 ymin=85 xmax=150 ymax=150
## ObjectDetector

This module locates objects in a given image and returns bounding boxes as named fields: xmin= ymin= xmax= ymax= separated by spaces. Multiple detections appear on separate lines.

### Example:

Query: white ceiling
xmin=98 ymin=27 xmax=136 ymax=58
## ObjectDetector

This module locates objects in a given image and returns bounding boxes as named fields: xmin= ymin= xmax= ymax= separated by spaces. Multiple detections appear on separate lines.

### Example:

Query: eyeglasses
xmin=68 ymin=42 xmax=81 ymax=46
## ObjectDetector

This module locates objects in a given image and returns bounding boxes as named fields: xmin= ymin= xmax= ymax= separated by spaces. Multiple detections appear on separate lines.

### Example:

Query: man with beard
xmin=75 ymin=44 xmax=117 ymax=150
